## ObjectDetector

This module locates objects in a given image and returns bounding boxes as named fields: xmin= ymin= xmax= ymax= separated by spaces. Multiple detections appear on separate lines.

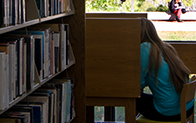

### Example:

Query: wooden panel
xmin=169 ymin=42 xmax=196 ymax=74
xmin=86 ymin=18 xmax=141 ymax=98
xmin=86 ymin=12 xmax=147 ymax=19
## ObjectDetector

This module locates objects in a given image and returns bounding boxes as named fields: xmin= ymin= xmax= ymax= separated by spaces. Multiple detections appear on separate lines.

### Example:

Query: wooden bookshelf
xmin=0 ymin=0 xmax=86 ymax=122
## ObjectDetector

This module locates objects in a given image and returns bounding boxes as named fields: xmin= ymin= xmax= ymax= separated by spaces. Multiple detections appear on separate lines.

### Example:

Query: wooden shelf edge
xmin=0 ymin=11 xmax=75 ymax=35
xmin=0 ymin=19 xmax=39 ymax=35
xmin=41 ymin=11 xmax=75 ymax=23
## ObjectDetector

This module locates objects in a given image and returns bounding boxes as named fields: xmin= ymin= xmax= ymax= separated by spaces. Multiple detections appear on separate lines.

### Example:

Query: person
xmin=136 ymin=18 xmax=194 ymax=121
xmin=169 ymin=0 xmax=186 ymax=22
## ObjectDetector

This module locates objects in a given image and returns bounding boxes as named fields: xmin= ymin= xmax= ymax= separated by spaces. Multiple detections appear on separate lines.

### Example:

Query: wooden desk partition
xmin=168 ymin=41 xmax=196 ymax=74
xmin=86 ymin=12 xmax=147 ymax=19
xmin=86 ymin=18 xmax=141 ymax=123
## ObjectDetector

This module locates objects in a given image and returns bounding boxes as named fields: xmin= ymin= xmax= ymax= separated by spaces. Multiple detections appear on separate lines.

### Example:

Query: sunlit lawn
xmin=158 ymin=31 xmax=196 ymax=41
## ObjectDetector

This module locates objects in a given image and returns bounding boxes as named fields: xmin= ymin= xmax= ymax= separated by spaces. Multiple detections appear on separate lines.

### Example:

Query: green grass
xmin=157 ymin=31 xmax=196 ymax=41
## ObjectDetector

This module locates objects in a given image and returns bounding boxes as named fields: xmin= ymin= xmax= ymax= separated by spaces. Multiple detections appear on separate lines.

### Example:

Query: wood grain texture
xmin=86 ymin=13 xmax=147 ymax=19
xmin=86 ymin=18 xmax=141 ymax=98
xmin=169 ymin=42 xmax=196 ymax=74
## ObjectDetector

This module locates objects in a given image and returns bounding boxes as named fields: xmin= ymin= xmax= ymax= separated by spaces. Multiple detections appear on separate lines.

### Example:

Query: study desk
xmin=86 ymin=18 xmax=141 ymax=123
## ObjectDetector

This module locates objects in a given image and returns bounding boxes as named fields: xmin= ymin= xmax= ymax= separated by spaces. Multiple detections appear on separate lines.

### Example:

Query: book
xmin=6 ymin=107 xmax=33 ymax=123
xmin=0 ymin=0 xmax=7 ymax=27
xmin=0 ymin=52 xmax=6 ymax=110
xmin=21 ymin=0 xmax=25 ymax=23
xmin=12 ymin=0 xmax=18 ymax=25
xmin=13 ymin=30 xmax=45 ymax=80
xmin=64 ymin=24 xmax=70 ymax=65
xmin=48 ymin=78 xmax=72 ymax=123
xmin=1 ymin=39 xmax=18 ymax=101
xmin=38 ymin=87 xmax=58 ymax=123
xmin=50 ymin=32 xmax=55 ymax=75
xmin=0 ymin=43 xmax=9 ymax=108
xmin=16 ymin=102 xmax=45 ymax=123
xmin=53 ymin=32 xmax=60 ymax=73
xmin=35 ymin=0 xmax=43 ymax=18
xmin=34 ymin=35 xmax=43 ymax=81
xmin=9 ymin=0 xmax=12 ymax=25
xmin=22 ymin=96 xmax=49 ymax=123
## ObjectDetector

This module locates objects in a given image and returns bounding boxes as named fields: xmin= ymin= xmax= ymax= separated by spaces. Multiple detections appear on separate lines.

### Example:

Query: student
xmin=136 ymin=18 xmax=194 ymax=121
xmin=169 ymin=0 xmax=186 ymax=22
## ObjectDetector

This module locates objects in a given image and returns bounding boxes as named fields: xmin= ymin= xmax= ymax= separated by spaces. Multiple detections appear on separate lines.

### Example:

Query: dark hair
xmin=140 ymin=18 xmax=191 ymax=93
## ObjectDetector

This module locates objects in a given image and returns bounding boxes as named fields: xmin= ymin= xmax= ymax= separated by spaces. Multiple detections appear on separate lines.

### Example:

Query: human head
xmin=140 ymin=18 xmax=163 ymax=46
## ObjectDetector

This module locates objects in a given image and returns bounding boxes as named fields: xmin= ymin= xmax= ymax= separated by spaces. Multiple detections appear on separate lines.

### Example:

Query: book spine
xmin=21 ymin=0 xmax=25 ymax=23
xmin=23 ymin=42 xmax=27 ymax=93
xmin=19 ymin=39 xmax=24 ymax=95
xmin=53 ymin=33 xmax=59 ymax=73
xmin=6 ymin=0 xmax=9 ymax=26
xmin=35 ymin=38 xmax=43 ymax=81
xmin=64 ymin=24 xmax=70 ymax=65
xmin=15 ymin=40 xmax=19 ymax=97
xmin=18 ymin=0 xmax=21 ymax=24
xmin=9 ymin=44 xmax=14 ymax=102
xmin=9 ymin=0 xmax=12 ymax=27
xmin=0 ymin=52 xmax=5 ymax=110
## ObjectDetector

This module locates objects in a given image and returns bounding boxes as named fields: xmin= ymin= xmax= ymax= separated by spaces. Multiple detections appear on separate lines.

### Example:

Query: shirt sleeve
xmin=140 ymin=43 xmax=151 ymax=89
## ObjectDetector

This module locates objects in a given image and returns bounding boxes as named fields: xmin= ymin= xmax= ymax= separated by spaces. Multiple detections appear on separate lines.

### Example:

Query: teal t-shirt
xmin=140 ymin=42 xmax=194 ymax=116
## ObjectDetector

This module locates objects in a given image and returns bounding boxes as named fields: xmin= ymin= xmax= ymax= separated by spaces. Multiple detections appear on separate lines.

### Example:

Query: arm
xmin=140 ymin=43 xmax=150 ymax=89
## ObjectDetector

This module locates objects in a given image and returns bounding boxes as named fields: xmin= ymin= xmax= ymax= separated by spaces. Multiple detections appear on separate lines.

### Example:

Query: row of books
xmin=0 ymin=23 xmax=71 ymax=110
xmin=0 ymin=78 xmax=75 ymax=123
xmin=35 ymin=0 xmax=71 ymax=18
xmin=0 ymin=0 xmax=71 ymax=27
xmin=0 ymin=0 xmax=26 ymax=27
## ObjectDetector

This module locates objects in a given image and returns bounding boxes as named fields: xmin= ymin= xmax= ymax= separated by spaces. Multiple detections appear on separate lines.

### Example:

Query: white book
xmin=0 ymin=52 xmax=6 ymax=110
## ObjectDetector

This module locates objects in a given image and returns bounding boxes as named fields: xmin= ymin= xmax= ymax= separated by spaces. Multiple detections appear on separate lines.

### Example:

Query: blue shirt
xmin=140 ymin=42 xmax=194 ymax=116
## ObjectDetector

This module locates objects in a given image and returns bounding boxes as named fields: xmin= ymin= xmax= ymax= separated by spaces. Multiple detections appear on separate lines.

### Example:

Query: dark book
xmin=24 ymin=35 xmax=34 ymax=90
xmin=12 ymin=0 xmax=18 ymax=25
xmin=15 ymin=102 xmax=45 ymax=123
xmin=31 ymin=91 xmax=52 ymax=123
xmin=54 ymin=0 xmax=57 ymax=15
xmin=21 ymin=0 xmax=25 ymax=23
xmin=34 ymin=37 xmax=43 ymax=81
xmin=9 ymin=0 xmax=12 ymax=25
xmin=64 ymin=24 xmax=70 ymax=65
xmin=0 ymin=0 xmax=7 ymax=27
xmin=35 ymin=0 xmax=43 ymax=18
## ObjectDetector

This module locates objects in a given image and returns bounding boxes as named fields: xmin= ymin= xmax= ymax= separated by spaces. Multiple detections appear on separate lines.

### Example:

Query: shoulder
xmin=141 ymin=42 xmax=151 ymax=49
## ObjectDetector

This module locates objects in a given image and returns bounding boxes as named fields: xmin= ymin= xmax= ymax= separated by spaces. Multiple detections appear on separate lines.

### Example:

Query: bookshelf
xmin=0 ymin=0 xmax=86 ymax=122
